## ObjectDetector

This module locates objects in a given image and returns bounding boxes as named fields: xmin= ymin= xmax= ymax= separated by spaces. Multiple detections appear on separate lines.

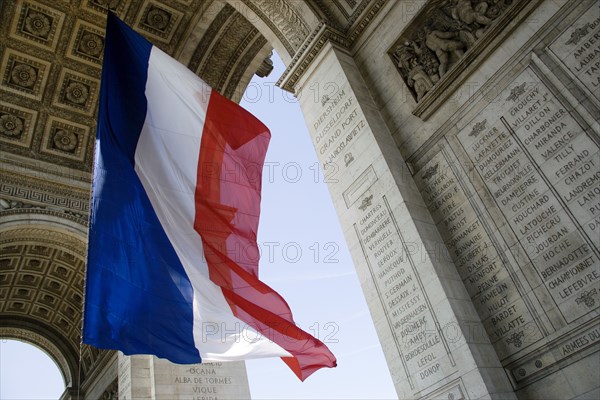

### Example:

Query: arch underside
xmin=0 ymin=223 xmax=101 ymax=385
xmin=0 ymin=0 xmax=388 ymax=395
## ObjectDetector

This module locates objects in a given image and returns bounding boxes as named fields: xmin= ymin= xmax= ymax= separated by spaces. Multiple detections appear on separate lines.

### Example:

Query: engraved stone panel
xmin=296 ymin=43 xmax=514 ymax=399
xmin=406 ymin=5 xmax=600 ymax=392
xmin=415 ymin=150 xmax=545 ymax=359
xmin=455 ymin=66 xmax=600 ymax=324
xmin=118 ymin=355 xmax=251 ymax=400
xmin=354 ymin=194 xmax=456 ymax=391
xmin=548 ymin=3 xmax=600 ymax=105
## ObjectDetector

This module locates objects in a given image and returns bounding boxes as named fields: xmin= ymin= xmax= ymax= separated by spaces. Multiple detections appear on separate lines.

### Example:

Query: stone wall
xmin=288 ymin=0 xmax=600 ymax=399
xmin=338 ymin=0 xmax=599 ymax=397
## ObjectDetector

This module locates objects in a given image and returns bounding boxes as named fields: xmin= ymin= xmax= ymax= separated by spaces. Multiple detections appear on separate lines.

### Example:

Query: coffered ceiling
xmin=0 ymin=0 xmax=275 ymax=176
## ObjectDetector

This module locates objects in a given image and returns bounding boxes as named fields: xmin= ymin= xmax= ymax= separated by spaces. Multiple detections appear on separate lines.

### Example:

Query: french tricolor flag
xmin=83 ymin=13 xmax=336 ymax=380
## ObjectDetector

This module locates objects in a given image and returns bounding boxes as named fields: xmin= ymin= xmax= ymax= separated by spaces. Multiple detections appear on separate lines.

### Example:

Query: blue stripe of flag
xmin=83 ymin=13 xmax=200 ymax=364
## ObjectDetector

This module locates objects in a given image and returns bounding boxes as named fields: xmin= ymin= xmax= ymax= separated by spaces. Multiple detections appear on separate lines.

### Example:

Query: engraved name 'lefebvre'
xmin=458 ymin=68 xmax=600 ymax=323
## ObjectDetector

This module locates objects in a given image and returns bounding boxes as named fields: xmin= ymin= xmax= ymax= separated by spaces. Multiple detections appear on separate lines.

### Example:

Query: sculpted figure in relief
xmin=423 ymin=24 xmax=465 ymax=77
xmin=391 ymin=0 xmax=512 ymax=102
xmin=407 ymin=58 xmax=435 ymax=101
xmin=393 ymin=40 xmax=440 ymax=101
xmin=411 ymin=34 xmax=441 ymax=82
xmin=452 ymin=0 xmax=492 ymax=26
xmin=451 ymin=0 xmax=493 ymax=38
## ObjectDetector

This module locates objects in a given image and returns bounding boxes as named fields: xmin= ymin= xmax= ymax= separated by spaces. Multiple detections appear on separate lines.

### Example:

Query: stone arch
xmin=175 ymin=1 xmax=275 ymax=102
xmin=0 ymin=216 xmax=103 ymax=388
xmin=224 ymin=0 xmax=320 ymax=65
xmin=0 ymin=320 xmax=75 ymax=387
xmin=0 ymin=0 xmax=394 ymax=397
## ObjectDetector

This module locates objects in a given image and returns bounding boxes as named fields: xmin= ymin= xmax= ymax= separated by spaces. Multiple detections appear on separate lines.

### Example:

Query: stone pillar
xmin=292 ymin=42 xmax=517 ymax=399
xmin=117 ymin=354 xmax=250 ymax=400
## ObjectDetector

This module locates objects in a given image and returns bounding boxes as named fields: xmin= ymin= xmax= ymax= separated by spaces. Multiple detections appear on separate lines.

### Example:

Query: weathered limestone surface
xmin=294 ymin=42 xmax=516 ymax=399
xmin=117 ymin=354 xmax=250 ymax=400
xmin=304 ymin=0 xmax=599 ymax=398
xmin=1 ymin=0 xmax=598 ymax=398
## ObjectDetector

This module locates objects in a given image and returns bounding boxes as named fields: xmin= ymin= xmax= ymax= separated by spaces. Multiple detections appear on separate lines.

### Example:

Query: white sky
xmin=0 ymin=52 xmax=396 ymax=399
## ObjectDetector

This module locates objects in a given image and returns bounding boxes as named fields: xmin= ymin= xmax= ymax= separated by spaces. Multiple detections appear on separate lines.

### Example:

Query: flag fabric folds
xmin=83 ymin=13 xmax=336 ymax=380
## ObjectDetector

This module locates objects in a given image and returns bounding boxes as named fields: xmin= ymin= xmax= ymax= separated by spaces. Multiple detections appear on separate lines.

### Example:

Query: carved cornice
xmin=277 ymin=23 xmax=351 ymax=93
xmin=310 ymin=0 xmax=345 ymax=29
xmin=0 ymin=169 xmax=90 ymax=218
xmin=188 ymin=4 xmax=236 ymax=74
xmin=276 ymin=0 xmax=389 ymax=92
xmin=346 ymin=0 xmax=387 ymax=43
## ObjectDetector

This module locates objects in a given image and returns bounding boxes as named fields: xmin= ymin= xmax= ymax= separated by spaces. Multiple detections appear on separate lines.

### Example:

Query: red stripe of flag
xmin=194 ymin=89 xmax=337 ymax=380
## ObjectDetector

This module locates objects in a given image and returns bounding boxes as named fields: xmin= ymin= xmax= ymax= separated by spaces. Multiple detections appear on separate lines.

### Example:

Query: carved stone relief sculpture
xmin=390 ymin=0 xmax=514 ymax=102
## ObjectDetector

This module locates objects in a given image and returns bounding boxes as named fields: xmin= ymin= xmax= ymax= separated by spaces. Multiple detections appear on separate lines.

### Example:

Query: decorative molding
xmin=134 ymin=0 xmax=184 ymax=43
xmin=253 ymin=0 xmax=310 ymax=49
xmin=9 ymin=0 xmax=66 ymax=52
xmin=66 ymin=19 xmax=105 ymax=67
xmin=276 ymin=0 xmax=389 ymax=93
xmin=1 ymin=49 xmax=51 ymax=101
xmin=277 ymin=23 xmax=351 ymax=93
xmin=311 ymin=0 xmax=345 ymax=29
xmin=0 ymin=171 xmax=90 ymax=216
xmin=41 ymin=116 xmax=90 ymax=162
xmin=188 ymin=4 xmax=236 ymax=74
xmin=242 ymin=0 xmax=310 ymax=56
xmin=215 ymin=14 xmax=262 ymax=91
xmin=52 ymin=67 xmax=100 ymax=116
xmin=346 ymin=0 xmax=387 ymax=43
xmin=0 ymin=228 xmax=87 ymax=256
xmin=503 ymin=318 xmax=600 ymax=389
xmin=0 ymin=203 xmax=89 ymax=227
xmin=0 ymin=154 xmax=92 ymax=184
xmin=0 ymin=101 xmax=38 ymax=148
xmin=224 ymin=36 xmax=269 ymax=99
